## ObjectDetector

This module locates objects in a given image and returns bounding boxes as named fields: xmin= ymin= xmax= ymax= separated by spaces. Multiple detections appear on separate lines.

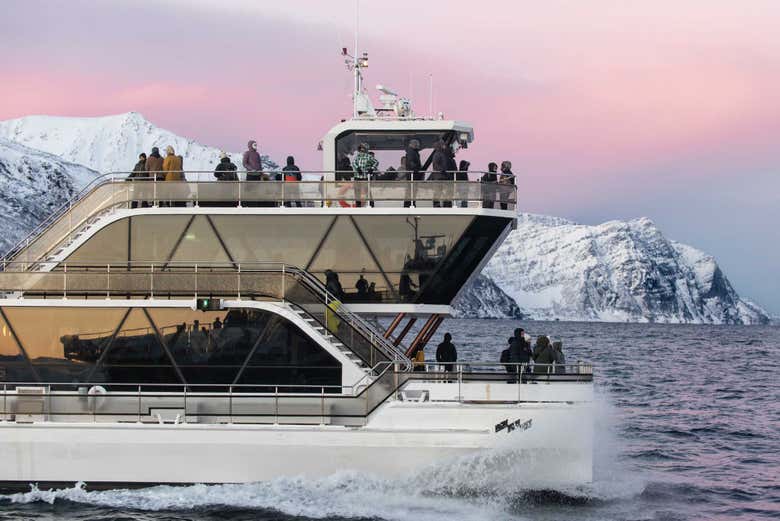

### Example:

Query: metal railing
xmin=0 ymin=363 xmax=592 ymax=427
xmin=1 ymin=171 xmax=517 ymax=267
xmin=0 ymin=261 xmax=411 ymax=372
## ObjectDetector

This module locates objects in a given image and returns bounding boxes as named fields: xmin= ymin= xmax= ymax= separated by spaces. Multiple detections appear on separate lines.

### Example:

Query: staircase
xmin=289 ymin=306 xmax=370 ymax=372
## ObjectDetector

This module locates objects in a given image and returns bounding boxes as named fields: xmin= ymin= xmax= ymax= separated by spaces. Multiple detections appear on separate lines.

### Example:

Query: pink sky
xmin=1 ymin=0 xmax=778 ymax=313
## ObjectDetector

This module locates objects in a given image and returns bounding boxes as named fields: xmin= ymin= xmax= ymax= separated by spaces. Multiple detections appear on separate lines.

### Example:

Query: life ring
xmin=87 ymin=385 xmax=108 ymax=410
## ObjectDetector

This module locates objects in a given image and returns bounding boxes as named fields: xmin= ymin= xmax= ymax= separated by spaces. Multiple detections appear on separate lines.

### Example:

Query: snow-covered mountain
xmin=0 ymin=112 xmax=277 ymax=176
xmin=481 ymin=214 xmax=769 ymax=325
xmin=0 ymin=138 xmax=100 ymax=254
xmin=0 ymin=113 xmax=768 ymax=324
xmin=453 ymin=274 xmax=524 ymax=319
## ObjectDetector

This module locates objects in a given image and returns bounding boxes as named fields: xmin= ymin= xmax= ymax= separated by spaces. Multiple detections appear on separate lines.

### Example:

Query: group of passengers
xmin=338 ymin=140 xmax=516 ymax=209
xmin=410 ymin=327 xmax=565 ymax=379
xmin=126 ymin=138 xmax=514 ymax=209
xmin=500 ymin=328 xmax=566 ymax=380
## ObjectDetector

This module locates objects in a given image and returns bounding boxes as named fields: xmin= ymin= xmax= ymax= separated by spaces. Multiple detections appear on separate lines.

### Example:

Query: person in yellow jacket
xmin=162 ymin=146 xmax=185 ymax=206
xmin=412 ymin=348 xmax=426 ymax=372
xmin=162 ymin=146 xmax=184 ymax=181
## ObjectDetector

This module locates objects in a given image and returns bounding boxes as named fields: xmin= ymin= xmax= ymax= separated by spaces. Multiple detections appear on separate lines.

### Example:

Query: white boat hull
xmin=0 ymin=393 xmax=592 ymax=489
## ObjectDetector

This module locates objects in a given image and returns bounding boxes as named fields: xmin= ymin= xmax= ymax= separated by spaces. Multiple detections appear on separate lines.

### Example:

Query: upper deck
xmin=1 ymin=173 xmax=516 ymax=313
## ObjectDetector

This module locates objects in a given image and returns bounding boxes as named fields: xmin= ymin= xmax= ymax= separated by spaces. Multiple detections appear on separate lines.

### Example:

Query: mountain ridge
xmin=480 ymin=213 xmax=769 ymax=324
xmin=0 ymin=113 xmax=768 ymax=324
xmin=0 ymin=112 xmax=277 ymax=175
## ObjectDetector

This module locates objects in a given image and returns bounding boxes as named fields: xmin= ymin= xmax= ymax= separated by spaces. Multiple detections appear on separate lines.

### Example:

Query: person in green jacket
xmin=533 ymin=335 xmax=555 ymax=374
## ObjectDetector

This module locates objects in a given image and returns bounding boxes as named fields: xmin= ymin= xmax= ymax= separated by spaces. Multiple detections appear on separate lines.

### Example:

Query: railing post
xmin=321 ymin=386 xmax=325 ymax=425
xmin=237 ymin=180 xmax=242 ymax=207
xmin=2 ymin=384 xmax=6 ymax=422
xmin=458 ymin=364 xmax=463 ymax=402
xmin=137 ymin=385 xmax=142 ymax=423
xmin=274 ymin=386 xmax=279 ymax=425
xmin=281 ymin=265 xmax=285 ymax=302
xmin=194 ymin=264 xmax=198 ymax=300
xmin=228 ymin=385 xmax=233 ymax=424
xmin=237 ymin=263 xmax=241 ymax=300
xmin=63 ymin=263 xmax=67 ymax=299
xmin=150 ymin=264 xmax=154 ymax=298
xmin=194 ymin=178 xmax=199 ymax=207
xmin=183 ymin=385 xmax=187 ymax=423
xmin=106 ymin=263 xmax=110 ymax=299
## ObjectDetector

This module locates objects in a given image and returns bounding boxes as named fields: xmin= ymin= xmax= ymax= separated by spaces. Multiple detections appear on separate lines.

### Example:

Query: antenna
xmin=428 ymin=74 xmax=434 ymax=118
xmin=342 ymin=0 xmax=369 ymax=118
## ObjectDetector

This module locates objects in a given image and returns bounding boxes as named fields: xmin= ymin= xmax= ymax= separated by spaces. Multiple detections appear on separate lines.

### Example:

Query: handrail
xmin=1 ymin=171 xmax=517 ymax=266
xmin=0 ymin=261 xmax=412 ymax=371
xmin=0 ymin=363 xmax=592 ymax=425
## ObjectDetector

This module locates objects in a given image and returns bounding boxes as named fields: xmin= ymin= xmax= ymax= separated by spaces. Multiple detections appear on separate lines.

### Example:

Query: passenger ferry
xmin=0 ymin=52 xmax=593 ymax=491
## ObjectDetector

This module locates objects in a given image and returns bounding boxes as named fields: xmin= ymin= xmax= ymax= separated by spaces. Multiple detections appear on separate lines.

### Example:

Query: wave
xmin=1 ymin=392 xmax=646 ymax=520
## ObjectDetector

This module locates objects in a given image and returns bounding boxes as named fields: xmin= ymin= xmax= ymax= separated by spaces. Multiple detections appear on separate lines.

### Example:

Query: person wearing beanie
xmin=144 ymin=147 xmax=164 ymax=181
xmin=281 ymin=155 xmax=302 ymax=207
xmin=214 ymin=151 xmax=238 ymax=181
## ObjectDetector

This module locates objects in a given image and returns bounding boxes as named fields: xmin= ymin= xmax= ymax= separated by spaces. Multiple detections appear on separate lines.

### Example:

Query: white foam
xmin=3 ymin=391 xmax=643 ymax=520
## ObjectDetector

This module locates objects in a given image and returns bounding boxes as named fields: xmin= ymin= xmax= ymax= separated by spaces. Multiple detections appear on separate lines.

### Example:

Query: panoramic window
xmin=335 ymin=130 xmax=455 ymax=174
xmin=0 ymin=306 xmax=341 ymax=389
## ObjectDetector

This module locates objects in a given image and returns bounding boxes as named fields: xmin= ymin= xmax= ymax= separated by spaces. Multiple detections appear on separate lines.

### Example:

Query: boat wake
xmin=1 ymin=393 xmax=644 ymax=520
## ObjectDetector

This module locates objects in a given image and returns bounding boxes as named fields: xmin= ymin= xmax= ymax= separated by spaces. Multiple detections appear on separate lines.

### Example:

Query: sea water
xmin=1 ymin=320 xmax=778 ymax=521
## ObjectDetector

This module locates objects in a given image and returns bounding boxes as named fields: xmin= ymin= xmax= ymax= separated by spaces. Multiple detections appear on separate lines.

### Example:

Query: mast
xmin=343 ymin=0 xmax=368 ymax=118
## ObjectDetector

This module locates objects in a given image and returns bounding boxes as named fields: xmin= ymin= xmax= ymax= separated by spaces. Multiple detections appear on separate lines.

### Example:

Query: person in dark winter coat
xmin=144 ymin=147 xmax=164 ymax=181
xmin=436 ymin=332 xmax=458 ymax=373
xmin=128 ymin=153 xmax=149 ymax=208
xmin=500 ymin=337 xmax=515 ymax=381
xmin=429 ymin=140 xmax=450 ymax=207
xmin=214 ymin=152 xmax=238 ymax=181
xmin=129 ymin=153 xmax=147 ymax=178
xmin=499 ymin=160 xmax=515 ymax=210
xmin=456 ymin=159 xmax=470 ymax=207
xmin=281 ymin=155 xmax=302 ymax=207
xmin=336 ymin=152 xmax=353 ymax=181
xmin=533 ymin=336 xmax=556 ymax=374
xmin=481 ymin=162 xmax=498 ymax=208
xmin=208 ymin=152 xmax=238 ymax=207
xmin=404 ymin=140 xmax=422 ymax=207
xmin=324 ymin=270 xmax=345 ymax=301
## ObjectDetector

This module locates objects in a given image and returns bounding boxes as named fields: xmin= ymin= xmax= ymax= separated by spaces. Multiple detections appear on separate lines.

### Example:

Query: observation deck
xmin=1 ymin=173 xmax=517 ymax=314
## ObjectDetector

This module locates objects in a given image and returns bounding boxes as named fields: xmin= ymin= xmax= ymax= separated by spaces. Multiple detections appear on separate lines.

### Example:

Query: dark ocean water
xmin=1 ymin=320 xmax=778 ymax=521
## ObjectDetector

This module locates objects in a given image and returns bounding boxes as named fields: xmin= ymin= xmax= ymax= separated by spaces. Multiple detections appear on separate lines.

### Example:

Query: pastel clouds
xmin=0 ymin=0 xmax=778 ymax=312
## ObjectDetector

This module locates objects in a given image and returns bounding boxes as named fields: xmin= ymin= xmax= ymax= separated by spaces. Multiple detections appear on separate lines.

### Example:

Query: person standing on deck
xmin=499 ymin=160 xmax=515 ymax=210
xmin=509 ymin=328 xmax=533 ymax=380
xmin=162 ymin=146 xmax=184 ymax=181
xmin=481 ymin=162 xmax=498 ymax=208
xmin=162 ymin=146 xmax=185 ymax=206
xmin=553 ymin=341 xmax=566 ymax=374
xmin=145 ymin=147 xmax=164 ymax=181
xmin=533 ymin=336 xmax=556 ymax=374
xmin=128 ymin=153 xmax=149 ymax=208
xmin=456 ymin=159 xmax=470 ymax=207
xmin=436 ymin=333 xmax=458 ymax=373
xmin=281 ymin=155 xmax=302 ymax=207
xmin=242 ymin=140 xmax=264 ymax=179
xmin=130 ymin=153 xmax=147 ymax=178
xmin=353 ymin=143 xmax=378 ymax=207
xmin=404 ymin=139 xmax=422 ymax=207
xmin=430 ymin=140 xmax=449 ymax=208
xmin=214 ymin=152 xmax=238 ymax=181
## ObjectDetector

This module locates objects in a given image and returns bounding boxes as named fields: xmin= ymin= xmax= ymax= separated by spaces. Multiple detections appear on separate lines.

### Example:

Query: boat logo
xmin=495 ymin=418 xmax=532 ymax=434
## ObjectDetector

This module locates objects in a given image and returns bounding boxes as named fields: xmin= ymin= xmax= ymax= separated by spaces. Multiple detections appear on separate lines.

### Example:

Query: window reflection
xmin=59 ymin=213 xmax=509 ymax=305
xmin=0 ymin=306 xmax=341 ymax=389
